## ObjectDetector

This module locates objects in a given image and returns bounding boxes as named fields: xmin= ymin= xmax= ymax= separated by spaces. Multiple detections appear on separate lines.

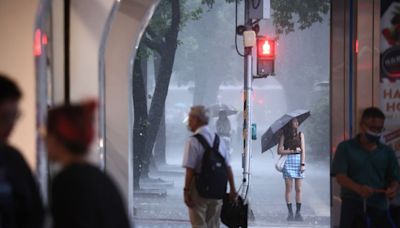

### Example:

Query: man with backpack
xmin=0 ymin=74 xmax=44 ymax=228
xmin=183 ymin=105 xmax=237 ymax=228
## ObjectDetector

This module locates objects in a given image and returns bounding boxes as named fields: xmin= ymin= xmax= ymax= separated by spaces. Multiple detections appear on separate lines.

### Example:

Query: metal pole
xmin=98 ymin=0 xmax=120 ymax=172
xmin=242 ymin=0 xmax=253 ymax=199
xmin=34 ymin=0 xmax=52 ymax=206
xmin=64 ymin=0 xmax=70 ymax=104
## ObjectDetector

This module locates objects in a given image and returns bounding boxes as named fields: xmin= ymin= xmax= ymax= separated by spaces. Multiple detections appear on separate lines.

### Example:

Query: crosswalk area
xmin=133 ymin=151 xmax=331 ymax=228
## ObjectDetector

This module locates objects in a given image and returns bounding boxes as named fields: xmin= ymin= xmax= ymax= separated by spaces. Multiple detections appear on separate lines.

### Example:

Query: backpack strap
xmin=193 ymin=134 xmax=224 ymax=161
xmin=193 ymin=134 xmax=211 ymax=150
xmin=212 ymin=134 xmax=220 ymax=151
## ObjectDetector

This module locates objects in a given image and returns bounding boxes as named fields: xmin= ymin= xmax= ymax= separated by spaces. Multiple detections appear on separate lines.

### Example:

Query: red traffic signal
xmin=257 ymin=37 xmax=275 ymax=60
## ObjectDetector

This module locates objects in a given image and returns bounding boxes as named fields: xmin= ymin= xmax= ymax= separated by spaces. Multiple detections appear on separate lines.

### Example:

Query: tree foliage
xmin=272 ymin=0 xmax=329 ymax=34
xmin=132 ymin=0 xmax=331 ymax=188
xmin=196 ymin=0 xmax=330 ymax=34
xmin=304 ymin=88 xmax=330 ymax=161
xmin=140 ymin=0 xmax=203 ymax=57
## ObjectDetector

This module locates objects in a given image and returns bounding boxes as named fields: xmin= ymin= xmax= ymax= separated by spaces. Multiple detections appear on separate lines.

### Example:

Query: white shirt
xmin=182 ymin=125 xmax=231 ymax=173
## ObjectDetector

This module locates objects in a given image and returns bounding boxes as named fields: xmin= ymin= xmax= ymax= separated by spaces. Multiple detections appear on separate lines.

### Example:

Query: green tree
xmin=304 ymin=87 xmax=329 ymax=161
xmin=133 ymin=0 xmax=330 ymax=190
xmin=173 ymin=0 xmax=330 ymax=106
xmin=173 ymin=1 xmax=242 ymax=105
xmin=132 ymin=0 xmax=203 ymax=190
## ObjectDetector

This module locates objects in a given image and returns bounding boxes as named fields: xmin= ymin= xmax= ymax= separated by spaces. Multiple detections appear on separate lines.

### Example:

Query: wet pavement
xmin=133 ymin=146 xmax=330 ymax=228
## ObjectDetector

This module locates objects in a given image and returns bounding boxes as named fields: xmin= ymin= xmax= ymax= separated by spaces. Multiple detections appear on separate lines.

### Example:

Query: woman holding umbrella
xmin=277 ymin=117 xmax=306 ymax=221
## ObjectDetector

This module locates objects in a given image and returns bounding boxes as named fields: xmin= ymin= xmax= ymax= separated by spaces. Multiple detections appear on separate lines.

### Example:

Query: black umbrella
xmin=207 ymin=104 xmax=238 ymax=117
xmin=261 ymin=109 xmax=310 ymax=153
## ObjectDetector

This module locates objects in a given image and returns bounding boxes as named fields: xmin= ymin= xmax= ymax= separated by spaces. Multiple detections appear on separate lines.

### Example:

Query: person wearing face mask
xmin=332 ymin=107 xmax=400 ymax=228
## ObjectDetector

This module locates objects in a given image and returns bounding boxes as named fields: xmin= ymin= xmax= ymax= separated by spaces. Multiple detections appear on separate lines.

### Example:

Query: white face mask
xmin=365 ymin=130 xmax=382 ymax=144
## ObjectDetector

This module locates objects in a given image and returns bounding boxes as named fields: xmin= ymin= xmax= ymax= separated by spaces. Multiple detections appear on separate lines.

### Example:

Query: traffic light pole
xmin=241 ymin=0 xmax=253 ymax=202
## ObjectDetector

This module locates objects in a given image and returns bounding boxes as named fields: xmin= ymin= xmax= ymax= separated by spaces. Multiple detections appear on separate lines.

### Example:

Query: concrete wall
xmin=102 ymin=1 xmax=159 ymax=216
xmin=0 ymin=0 xmax=115 ymax=168
xmin=70 ymin=0 xmax=114 ymax=102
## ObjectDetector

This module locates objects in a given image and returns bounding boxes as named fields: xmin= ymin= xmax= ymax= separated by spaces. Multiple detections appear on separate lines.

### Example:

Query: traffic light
xmin=256 ymin=36 xmax=275 ymax=77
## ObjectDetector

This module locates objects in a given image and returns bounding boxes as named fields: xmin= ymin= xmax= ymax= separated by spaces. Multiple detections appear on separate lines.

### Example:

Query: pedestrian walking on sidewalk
xmin=332 ymin=107 xmax=400 ymax=228
xmin=182 ymin=105 xmax=237 ymax=228
xmin=277 ymin=117 xmax=306 ymax=221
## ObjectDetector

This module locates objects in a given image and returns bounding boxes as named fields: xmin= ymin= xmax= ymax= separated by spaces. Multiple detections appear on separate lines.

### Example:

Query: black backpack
xmin=193 ymin=134 xmax=228 ymax=199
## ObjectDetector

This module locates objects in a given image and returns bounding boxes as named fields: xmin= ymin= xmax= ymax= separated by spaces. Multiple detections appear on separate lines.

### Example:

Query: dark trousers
xmin=340 ymin=198 xmax=395 ymax=228
xmin=390 ymin=205 xmax=400 ymax=228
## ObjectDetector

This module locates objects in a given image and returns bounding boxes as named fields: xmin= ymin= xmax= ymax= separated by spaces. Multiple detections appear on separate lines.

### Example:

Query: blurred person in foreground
xmin=45 ymin=101 xmax=129 ymax=228
xmin=332 ymin=107 xmax=400 ymax=228
xmin=183 ymin=105 xmax=237 ymax=228
xmin=0 ymin=74 xmax=44 ymax=228
xmin=389 ymin=143 xmax=400 ymax=227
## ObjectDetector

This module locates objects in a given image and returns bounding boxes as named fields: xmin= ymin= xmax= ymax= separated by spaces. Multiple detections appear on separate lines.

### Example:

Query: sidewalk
xmin=133 ymin=149 xmax=331 ymax=227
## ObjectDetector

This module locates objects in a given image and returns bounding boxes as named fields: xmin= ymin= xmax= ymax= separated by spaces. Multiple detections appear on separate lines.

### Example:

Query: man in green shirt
xmin=332 ymin=107 xmax=400 ymax=228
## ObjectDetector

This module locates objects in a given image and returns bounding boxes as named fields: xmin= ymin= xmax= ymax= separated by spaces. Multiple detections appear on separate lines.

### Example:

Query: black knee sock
xmin=287 ymin=203 xmax=293 ymax=215
xmin=296 ymin=203 xmax=301 ymax=214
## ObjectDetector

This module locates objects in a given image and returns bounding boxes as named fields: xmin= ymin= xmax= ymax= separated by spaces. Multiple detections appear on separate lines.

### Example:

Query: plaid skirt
xmin=282 ymin=153 xmax=304 ymax=179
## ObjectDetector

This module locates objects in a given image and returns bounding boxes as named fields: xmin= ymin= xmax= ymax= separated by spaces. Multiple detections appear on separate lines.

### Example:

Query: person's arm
xmin=332 ymin=142 xmax=374 ymax=198
xmin=300 ymin=132 xmax=306 ymax=172
xmin=386 ymin=149 xmax=400 ymax=198
xmin=336 ymin=174 xmax=374 ymax=198
xmin=184 ymin=168 xmax=195 ymax=208
xmin=182 ymin=138 xmax=199 ymax=208
xmin=277 ymin=135 xmax=295 ymax=155
xmin=227 ymin=166 xmax=237 ymax=200
xmin=386 ymin=180 xmax=399 ymax=199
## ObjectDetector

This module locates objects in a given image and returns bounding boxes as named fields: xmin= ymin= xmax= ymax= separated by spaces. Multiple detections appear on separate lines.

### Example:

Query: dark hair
xmin=0 ymin=74 xmax=22 ymax=104
xmin=361 ymin=107 xmax=385 ymax=121
xmin=47 ymin=101 xmax=96 ymax=155
xmin=282 ymin=120 xmax=300 ymax=150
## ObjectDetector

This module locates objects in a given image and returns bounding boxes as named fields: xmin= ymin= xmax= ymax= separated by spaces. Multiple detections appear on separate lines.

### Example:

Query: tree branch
xmin=142 ymin=36 xmax=163 ymax=54
xmin=146 ymin=26 xmax=158 ymax=39
xmin=166 ymin=0 xmax=181 ymax=43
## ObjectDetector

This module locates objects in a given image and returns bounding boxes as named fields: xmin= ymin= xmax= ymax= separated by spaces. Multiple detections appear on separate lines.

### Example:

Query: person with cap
xmin=45 ymin=101 xmax=130 ymax=228
xmin=0 ymin=73 xmax=44 ymax=228
xmin=182 ymin=105 xmax=237 ymax=228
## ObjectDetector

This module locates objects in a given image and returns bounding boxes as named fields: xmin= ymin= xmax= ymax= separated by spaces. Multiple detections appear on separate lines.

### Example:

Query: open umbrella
xmin=261 ymin=109 xmax=310 ymax=153
xmin=207 ymin=104 xmax=238 ymax=117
